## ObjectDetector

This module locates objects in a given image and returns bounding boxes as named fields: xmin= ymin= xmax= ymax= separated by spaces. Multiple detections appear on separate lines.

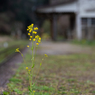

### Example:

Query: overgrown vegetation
xmin=4 ymin=52 xmax=95 ymax=95
xmin=0 ymin=0 xmax=49 ymax=35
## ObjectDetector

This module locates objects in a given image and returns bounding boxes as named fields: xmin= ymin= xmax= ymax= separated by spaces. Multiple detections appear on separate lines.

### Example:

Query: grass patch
xmin=72 ymin=39 xmax=95 ymax=47
xmin=5 ymin=53 xmax=95 ymax=95
xmin=0 ymin=40 xmax=28 ymax=63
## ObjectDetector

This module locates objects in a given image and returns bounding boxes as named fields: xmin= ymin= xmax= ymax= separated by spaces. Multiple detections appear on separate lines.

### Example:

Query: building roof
xmin=36 ymin=0 xmax=77 ymax=13
xmin=37 ymin=0 xmax=77 ymax=10
xmin=50 ymin=0 xmax=77 ymax=5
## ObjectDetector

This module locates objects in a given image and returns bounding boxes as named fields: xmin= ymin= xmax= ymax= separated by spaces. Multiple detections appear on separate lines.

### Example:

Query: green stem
xmin=31 ymin=31 xmax=34 ymax=94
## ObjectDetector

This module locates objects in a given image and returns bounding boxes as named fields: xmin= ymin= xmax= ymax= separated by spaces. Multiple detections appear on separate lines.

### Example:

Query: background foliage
xmin=0 ymin=0 xmax=49 ymax=34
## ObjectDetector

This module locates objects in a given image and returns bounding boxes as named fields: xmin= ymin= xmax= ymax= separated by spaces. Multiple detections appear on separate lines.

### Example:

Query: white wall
xmin=79 ymin=0 xmax=95 ymax=17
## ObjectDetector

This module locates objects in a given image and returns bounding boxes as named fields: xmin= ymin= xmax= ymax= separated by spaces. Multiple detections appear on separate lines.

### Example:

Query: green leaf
xmin=31 ymin=47 xmax=34 ymax=51
xmin=9 ymin=78 xmax=22 ymax=83
xmin=31 ymin=57 xmax=34 ymax=61
xmin=32 ymin=64 xmax=35 ymax=68
xmin=3 ymin=91 xmax=9 ymax=95
xmin=40 ymin=63 xmax=42 ymax=66
xmin=14 ymin=88 xmax=23 ymax=94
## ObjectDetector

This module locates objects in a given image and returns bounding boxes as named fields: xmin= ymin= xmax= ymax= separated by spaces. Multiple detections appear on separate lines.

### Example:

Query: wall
xmin=79 ymin=0 xmax=95 ymax=17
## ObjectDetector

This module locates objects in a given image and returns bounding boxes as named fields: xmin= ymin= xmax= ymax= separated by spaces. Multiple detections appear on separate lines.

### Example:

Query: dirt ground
xmin=0 ymin=36 xmax=12 ymax=42
xmin=37 ymin=41 xmax=94 ymax=55
xmin=0 ymin=41 xmax=95 ymax=94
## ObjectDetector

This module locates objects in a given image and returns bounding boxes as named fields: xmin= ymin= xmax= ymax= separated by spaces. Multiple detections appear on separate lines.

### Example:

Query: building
xmin=36 ymin=0 xmax=95 ymax=40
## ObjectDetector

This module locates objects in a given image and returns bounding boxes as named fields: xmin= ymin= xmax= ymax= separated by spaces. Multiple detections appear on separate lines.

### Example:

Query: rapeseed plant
xmin=15 ymin=24 xmax=48 ymax=95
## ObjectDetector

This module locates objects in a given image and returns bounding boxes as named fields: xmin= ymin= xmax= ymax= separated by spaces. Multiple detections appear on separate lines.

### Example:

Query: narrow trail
xmin=37 ymin=41 xmax=94 ymax=55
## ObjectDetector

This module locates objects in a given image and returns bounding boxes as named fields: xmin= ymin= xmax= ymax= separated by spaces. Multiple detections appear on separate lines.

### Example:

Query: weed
xmin=15 ymin=24 xmax=48 ymax=95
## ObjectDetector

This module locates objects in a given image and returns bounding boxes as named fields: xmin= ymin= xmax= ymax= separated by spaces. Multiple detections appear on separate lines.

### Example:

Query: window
xmin=92 ymin=18 xmax=95 ymax=25
xmin=82 ymin=18 xmax=95 ymax=26
xmin=82 ymin=18 xmax=87 ymax=26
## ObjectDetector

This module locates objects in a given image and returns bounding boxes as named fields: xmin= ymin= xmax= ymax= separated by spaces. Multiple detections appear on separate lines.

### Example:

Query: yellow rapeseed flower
xmin=35 ymin=35 xmax=39 ymax=38
xmin=33 ymin=39 xmax=36 ymax=41
xmin=31 ymin=24 xmax=34 ymax=27
xmin=38 ymin=40 xmax=41 ymax=43
xmin=27 ymin=24 xmax=34 ymax=33
xmin=34 ymin=32 xmax=37 ymax=34
xmin=36 ymin=43 xmax=39 ymax=45
xmin=29 ymin=29 xmax=32 ymax=32
xmin=33 ymin=31 xmax=37 ymax=34
xmin=33 ymin=31 xmax=35 ymax=34
xmin=28 ymin=70 xmax=31 ymax=72
xmin=35 ymin=36 xmax=37 ymax=38
xmin=29 ymin=39 xmax=31 ymax=41
xmin=45 ymin=54 xmax=48 ymax=57
xmin=39 ymin=37 xmax=41 ymax=40
xmin=28 ymin=26 xmax=30 ymax=28
xmin=30 ymin=36 xmax=32 ymax=38
xmin=34 ymin=27 xmax=38 ymax=30
xmin=33 ymin=90 xmax=35 ymax=93
xmin=28 ymin=33 xmax=30 ymax=35
xmin=15 ymin=48 xmax=20 ymax=52
xmin=27 ymin=29 xmax=29 ymax=31
xmin=27 ymin=45 xmax=29 ymax=47
xmin=26 ymin=67 xmax=28 ymax=70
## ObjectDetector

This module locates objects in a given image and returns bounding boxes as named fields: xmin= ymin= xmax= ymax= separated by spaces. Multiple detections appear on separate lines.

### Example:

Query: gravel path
xmin=37 ymin=41 xmax=93 ymax=55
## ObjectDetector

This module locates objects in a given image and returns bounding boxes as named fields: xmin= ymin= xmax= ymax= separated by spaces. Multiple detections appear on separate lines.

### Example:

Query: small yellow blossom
xmin=28 ymin=26 xmax=30 ymax=28
xmin=33 ymin=90 xmax=35 ymax=93
xmin=34 ymin=27 xmax=38 ymax=30
xmin=28 ymin=33 xmax=30 ymax=35
xmin=31 ymin=24 xmax=34 ymax=27
xmin=29 ymin=39 xmax=31 ymax=41
xmin=39 ymin=37 xmax=41 ymax=40
xmin=15 ymin=48 xmax=20 ymax=52
xmin=35 ymin=35 xmax=39 ymax=38
xmin=38 ymin=40 xmax=41 ymax=43
xmin=27 ymin=29 xmax=29 ymax=31
xmin=35 ymin=36 xmax=37 ymax=38
xmin=33 ymin=39 xmax=36 ymax=41
xmin=33 ymin=31 xmax=37 ymax=34
xmin=27 ymin=24 xmax=34 ymax=33
xmin=28 ymin=70 xmax=31 ymax=72
xmin=30 ymin=36 xmax=32 ymax=38
xmin=34 ymin=32 xmax=37 ymax=34
xmin=33 ymin=31 xmax=35 ymax=34
xmin=29 ymin=29 xmax=32 ymax=32
xmin=26 ymin=67 xmax=28 ymax=70
xmin=27 ymin=45 xmax=29 ymax=47
xmin=36 ymin=43 xmax=39 ymax=45
xmin=45 ymin=54 xmax=48 ymax=57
